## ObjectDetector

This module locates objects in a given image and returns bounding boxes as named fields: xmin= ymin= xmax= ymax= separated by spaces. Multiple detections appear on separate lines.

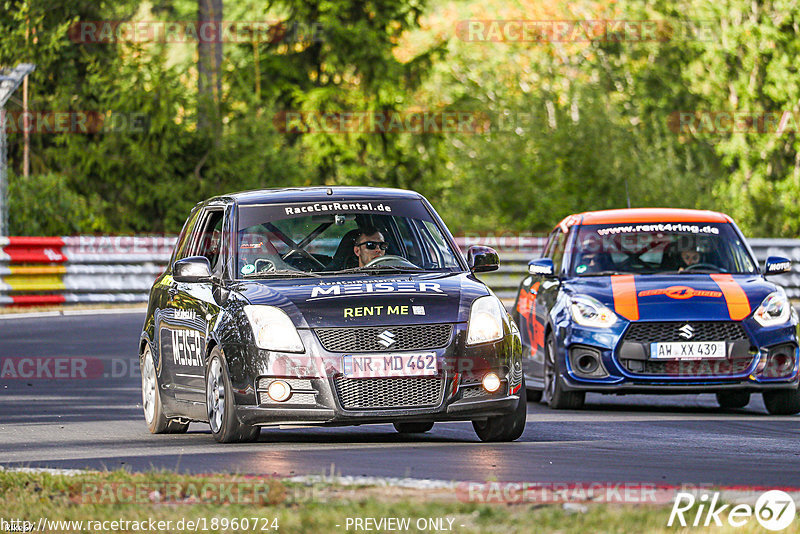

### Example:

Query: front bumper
xmin=225 ymin=325 xmax=524 ymax=427
xmin=554 ymin=319 xmax=800 ymax=394
xmin=236 ymin=396 xmax=519 ymax=427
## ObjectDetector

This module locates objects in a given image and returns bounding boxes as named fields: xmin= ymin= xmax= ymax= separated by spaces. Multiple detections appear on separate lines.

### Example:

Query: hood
xmin=232 ymin=272 xmax=489 ymax=328
xmin=565 ymin=274 xmax=776 ymax=322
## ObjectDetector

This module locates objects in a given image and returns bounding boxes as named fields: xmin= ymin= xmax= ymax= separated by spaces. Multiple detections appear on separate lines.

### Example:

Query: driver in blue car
xmin=353 ymin=226 xmax=387 ymax=267
xmin=678 ymin=243 xmax=702 ymax=272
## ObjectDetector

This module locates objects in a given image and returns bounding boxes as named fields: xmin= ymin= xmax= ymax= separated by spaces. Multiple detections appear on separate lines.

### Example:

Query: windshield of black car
xmin=235 ymin=200 xmax=462 ymax=277
xmin=569 ymin=223 xmax=759 ymax=276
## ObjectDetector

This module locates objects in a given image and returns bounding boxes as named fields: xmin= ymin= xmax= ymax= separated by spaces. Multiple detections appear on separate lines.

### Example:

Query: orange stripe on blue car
xmin=710 ymin=274 xmax=751 ymax=320
xmin=611 ymin=275 xmax=639 ymax=321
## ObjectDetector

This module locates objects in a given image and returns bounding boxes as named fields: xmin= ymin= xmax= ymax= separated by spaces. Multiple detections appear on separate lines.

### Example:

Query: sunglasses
xmin=355 ymin=241 xmax=388 ymax=251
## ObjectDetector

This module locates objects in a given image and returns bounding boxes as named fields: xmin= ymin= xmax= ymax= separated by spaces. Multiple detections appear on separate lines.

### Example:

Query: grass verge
xmin=0 ymin=470 xmax=793 ymax=533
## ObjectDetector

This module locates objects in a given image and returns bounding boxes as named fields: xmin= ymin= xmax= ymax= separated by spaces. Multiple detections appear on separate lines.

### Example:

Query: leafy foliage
xmin=1 ymin=0 xmax=798 ymax=237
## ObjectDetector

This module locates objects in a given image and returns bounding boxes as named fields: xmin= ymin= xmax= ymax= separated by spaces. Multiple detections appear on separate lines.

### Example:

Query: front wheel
xmin=472 ymin=377 xmax=527 ymax=442
xmin=206 ymin=347 xmax=260 ymax=443
xmin=543 ymin=335 xmax=585 ymax=410
xmin=141 ymin=345 xmax=188 ymax=434
xmin=763 ymin=389 xmax=800 ymax=415
xmin=393 ymin=422 xmax=434 ymax=434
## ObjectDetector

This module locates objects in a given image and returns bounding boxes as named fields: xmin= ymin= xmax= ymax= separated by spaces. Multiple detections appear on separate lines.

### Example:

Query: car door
xmin=160 ymin=204 xmax=229 ymax=407
xmin=527 ymin=227 xmax=569 ymax=380
xmin=518 ymin=228 xmax=555 ymax=381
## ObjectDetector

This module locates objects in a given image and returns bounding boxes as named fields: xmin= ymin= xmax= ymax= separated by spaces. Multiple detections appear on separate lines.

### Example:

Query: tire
xmin=472 ymin=376 xmax=527 ymax=442
xmin=206 ymin=347 xmax=260 ymax=443
xmin=716 ymin=391 xmax=750 ymax=409
xmin=763 ymin=389 xmax=800 ymax=415
xmin=543 ymin=334 xmax=585 ymax=410
xmin=141 ymin=345 xmax=189 ymax=434
xmin=393 ymin=422 xmax=434 ymax=434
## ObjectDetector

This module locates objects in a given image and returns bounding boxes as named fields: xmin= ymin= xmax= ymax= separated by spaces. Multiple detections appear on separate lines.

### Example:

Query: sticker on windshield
xmin=576 ymin=265 xmax=588 ymax=274
xmin=596 ymin=223 xmax=720 ymax=236
xmin=241 ymin=264 xmax=256 ymax=275
xmin=284 ymin=201 xmax=392 ymax=216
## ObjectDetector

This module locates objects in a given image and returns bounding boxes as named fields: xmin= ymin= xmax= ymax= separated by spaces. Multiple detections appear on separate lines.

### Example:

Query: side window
xmin=543 ymin=228 xmax=557 ymax=259
xmin=172 ymin=207 xmax=201 ymax=262
xmin=729 ymin=237 xmax=756 ymax=273
xmin=194 ymin=210 xmax=226 ymax=272
xmin=420 ymin=220 xmax=459 ymax=268
xmin=549 ymin=230 xmax=568 ymax=274
xmin=396 ymin=219 xmax=424 ymax=266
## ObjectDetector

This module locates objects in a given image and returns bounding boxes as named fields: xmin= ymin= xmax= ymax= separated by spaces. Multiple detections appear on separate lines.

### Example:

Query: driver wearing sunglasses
xmin=353 ymin=226 xmax=387 ymax=267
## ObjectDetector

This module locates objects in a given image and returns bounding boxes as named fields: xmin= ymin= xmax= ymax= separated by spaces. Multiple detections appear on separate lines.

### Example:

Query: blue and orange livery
xmin=513 ymin=208 xmax=800 ymax=414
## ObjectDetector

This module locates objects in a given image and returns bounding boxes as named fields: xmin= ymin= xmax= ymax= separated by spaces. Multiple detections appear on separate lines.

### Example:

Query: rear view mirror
xmin=467 ymin=245 xmax=499 ymax=273
xmin=528 ymin=258 xmax=555 ymax=276
xmin=764 ymin=256 xmax=792 ymax=276
xmin=173 ymin=256 xmax=212 ymax=283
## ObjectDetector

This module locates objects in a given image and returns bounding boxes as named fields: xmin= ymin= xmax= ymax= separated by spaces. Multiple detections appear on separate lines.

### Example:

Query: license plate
xmin=342 ymin=353 xmax=437 ymax=378
xmin=650 ymin=342 xmax=726 ymax=360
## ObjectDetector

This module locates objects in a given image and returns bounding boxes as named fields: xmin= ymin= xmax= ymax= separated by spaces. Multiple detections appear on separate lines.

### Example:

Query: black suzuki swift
xmin=139 ymin=187 xmax=526 ymax=442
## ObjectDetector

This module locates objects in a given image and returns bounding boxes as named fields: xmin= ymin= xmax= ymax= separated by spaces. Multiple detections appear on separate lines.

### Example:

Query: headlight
xmin=244 ymin=305 xmax=304 ymax=352
xmin=753 ymin=290 xmax=791 ymax=327
xmin=467 ymin=295 xmax=507 ymax=345
xmin=569 ymin=295 xmax=618 ymax=328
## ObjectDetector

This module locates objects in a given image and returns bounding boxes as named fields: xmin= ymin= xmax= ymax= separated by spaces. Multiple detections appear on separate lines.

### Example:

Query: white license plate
xmin=650 ymin=342 xmax=726 ymax=360
xmin=342 ymin=353 xmax=437 ymax=378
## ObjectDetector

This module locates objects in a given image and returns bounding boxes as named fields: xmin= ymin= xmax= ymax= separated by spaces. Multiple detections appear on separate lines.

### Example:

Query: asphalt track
xmin=1 ymin=311 xmax=799 ymax=486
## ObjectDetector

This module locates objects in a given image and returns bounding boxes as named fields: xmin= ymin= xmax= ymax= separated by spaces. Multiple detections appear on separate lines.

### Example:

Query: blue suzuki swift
xmin=512 ymin=208 xmax=799 ymax=414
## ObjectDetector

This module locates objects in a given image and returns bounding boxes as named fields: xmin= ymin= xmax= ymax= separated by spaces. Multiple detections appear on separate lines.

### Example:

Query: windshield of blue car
xmin=569 ymin=223 xmax=759 ymax=276
xmin=235 ymin=200 xmax=463 ymax=277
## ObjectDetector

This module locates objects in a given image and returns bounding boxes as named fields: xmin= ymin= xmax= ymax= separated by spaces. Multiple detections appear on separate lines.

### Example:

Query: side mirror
xmin=764 ymin=256 xmax=792 ymax=276
xmin=528 ymin=258 xmax=555 ymax=277
xmin=467 ymin=245 xmax=499 ymax=273
xmin=173 ymin=256 xmax=212 ymax=283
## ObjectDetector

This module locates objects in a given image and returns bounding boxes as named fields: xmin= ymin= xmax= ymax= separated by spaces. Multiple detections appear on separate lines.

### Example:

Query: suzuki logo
xmin=377 ymin=330 xmax=396 ymax=348
xmin=678 ymin=324 xmax=695 ymax=340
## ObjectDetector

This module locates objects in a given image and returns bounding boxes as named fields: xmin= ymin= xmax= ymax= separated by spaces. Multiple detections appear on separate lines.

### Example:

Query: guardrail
xmin=0 ymin=236 xmax=173 ymax=305
xmin=1 ymin=235 xmax=799 ymax=307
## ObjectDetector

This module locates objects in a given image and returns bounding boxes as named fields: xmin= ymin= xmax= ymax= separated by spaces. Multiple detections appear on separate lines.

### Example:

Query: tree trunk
xmin=198 ymin=0 xmax=223 ymax=132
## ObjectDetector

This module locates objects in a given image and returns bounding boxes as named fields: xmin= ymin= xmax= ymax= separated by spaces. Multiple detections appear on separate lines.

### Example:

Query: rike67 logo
xmin=668 ymin=490 xmax=796 ymax=530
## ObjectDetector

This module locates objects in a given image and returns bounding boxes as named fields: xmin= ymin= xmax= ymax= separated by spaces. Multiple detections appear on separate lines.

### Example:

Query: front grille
xmin=333 ymin=377 xmax=444 ymax=409
xmin=257 ymin=378 xmax=314 ymax=391
xmin=626 ymin=358 xmax=752 ymax=376
xmin=258 ymin=392 xmax=317 ymax=405
xmin=315 ymin=324 xmax=453 ymax=353
xmin=256 ymin=377 xmax=317 ymax=405
xmin=623 ymin=322 xmax=748 ymax=343
xmin=461 ymin=385 xmax=488 ymax=399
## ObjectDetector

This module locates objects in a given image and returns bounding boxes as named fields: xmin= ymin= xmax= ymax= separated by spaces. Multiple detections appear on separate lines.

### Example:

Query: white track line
xmin=0 ymin=307 xmax=147 ymax=320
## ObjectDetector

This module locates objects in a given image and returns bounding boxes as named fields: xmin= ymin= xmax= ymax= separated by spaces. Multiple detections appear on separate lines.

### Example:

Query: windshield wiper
xmin=241 ymin=269 xmax=322 ymax=279
xmin=323 ymin=265 xmax=427 ymax=275
xmin=577 ymin=270 xmax=628 ymax=277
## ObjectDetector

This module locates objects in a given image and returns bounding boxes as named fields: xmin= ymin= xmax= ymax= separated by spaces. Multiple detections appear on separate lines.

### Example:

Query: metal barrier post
xmin=0 ymin=63 xmax=36 ymax=236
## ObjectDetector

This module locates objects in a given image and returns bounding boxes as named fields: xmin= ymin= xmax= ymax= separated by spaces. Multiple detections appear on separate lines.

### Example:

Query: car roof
xmin=557 ymin=208 xmax=733 ymax=230
xmin=204 ymin=186 xmax=425 ymax=206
